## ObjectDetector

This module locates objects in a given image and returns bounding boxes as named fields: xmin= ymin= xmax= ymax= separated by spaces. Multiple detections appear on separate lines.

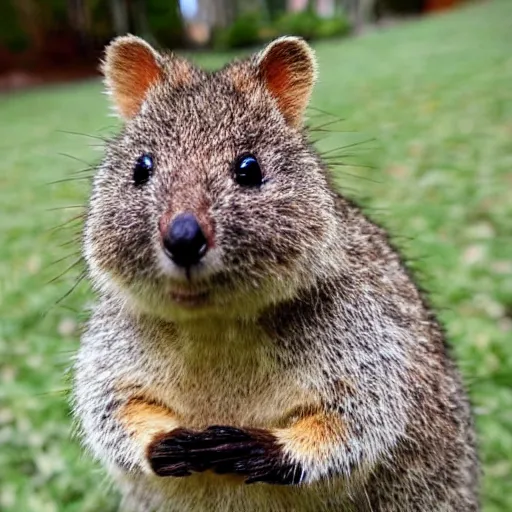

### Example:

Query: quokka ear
xmin=257 ymin=36 xmax=317 ymax=128
xmin=101 ymin=35 xmax=165 ymax=119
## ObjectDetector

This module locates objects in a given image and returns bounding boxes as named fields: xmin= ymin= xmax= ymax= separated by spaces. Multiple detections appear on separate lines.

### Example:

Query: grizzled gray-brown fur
xmin=73 ymin=35 xmax=479 ymax=511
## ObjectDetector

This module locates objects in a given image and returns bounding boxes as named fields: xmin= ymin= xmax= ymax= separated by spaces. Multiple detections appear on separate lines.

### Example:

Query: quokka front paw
xmin=147 ymin=425 xmax=304 ymax=485
xmin=147 ymin=428 xmax=201 ymax=477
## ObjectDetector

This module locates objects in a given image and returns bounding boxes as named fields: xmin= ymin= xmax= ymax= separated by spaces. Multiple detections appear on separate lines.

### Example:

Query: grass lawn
xmin=1 ymin=1 xmax=511 ymax=510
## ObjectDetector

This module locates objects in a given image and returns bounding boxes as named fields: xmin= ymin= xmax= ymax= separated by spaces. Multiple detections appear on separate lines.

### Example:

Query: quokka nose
xmin=163 ymin=213 xmax=208 ymax=268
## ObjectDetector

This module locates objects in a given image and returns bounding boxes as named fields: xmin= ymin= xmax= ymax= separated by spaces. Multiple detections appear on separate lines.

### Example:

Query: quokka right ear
xmin=257 ymin=37 xmax=317 ymax=128
xmin=102 ymin=35 xmax=193 ymax=120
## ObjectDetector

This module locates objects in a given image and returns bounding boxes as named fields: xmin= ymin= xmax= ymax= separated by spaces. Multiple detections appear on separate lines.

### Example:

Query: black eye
xmin=234 ymin=154 xmax=263 ymax=187
xmin=133 ymin=153 xmax=153 ymax=185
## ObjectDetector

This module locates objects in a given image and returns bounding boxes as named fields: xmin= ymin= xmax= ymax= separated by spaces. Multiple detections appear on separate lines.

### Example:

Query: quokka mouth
xmin=169 ymin=287 xmax=211 ymax=308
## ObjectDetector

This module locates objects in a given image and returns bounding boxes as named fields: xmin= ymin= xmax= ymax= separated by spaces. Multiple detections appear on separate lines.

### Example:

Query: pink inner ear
xmin=106 ymin=41 xmax=163 ymax=119
xmin=264 ymin=58 xmax=293 ymax=107
xmin=259 ymin=42 xmax=314 ymax=127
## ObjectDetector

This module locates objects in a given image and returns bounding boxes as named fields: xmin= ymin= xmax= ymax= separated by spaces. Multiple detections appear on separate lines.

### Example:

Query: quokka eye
xmin=233 ymin=154 xmax=263 ymax=187
xmin=133 ymin=153 xmax=154 ymax=186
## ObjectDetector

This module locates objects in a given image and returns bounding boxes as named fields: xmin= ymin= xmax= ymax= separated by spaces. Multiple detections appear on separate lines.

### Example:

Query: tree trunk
xmin=130 ymin=0 xmax=157 ymax=45
xmin=355 ymin=0 xmax=376 ymax=30
xmin=68 ymin=0 xmax=93 ymax=55
xmin=13 ymin=0 xmax=45 ymax=53
xmin=208 ymin=0 xmax=235 ymax=29
xmin=109 ymin=0 xmax=129 ymax=36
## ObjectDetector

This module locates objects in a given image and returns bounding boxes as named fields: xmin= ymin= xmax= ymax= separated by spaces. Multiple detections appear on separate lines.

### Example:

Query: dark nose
xmin=163 ymin=213 xmax=208 ymax=268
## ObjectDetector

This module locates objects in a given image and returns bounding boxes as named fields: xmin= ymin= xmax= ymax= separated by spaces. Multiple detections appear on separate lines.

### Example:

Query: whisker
xmin=46 ymin=214 xmax=84 ymax=233
xmin=46 ymin=176 xmax=93 ymax=185
xmin=57 ymin=129 xmax=108 ymax=142
xmin=54 ymin=271 xmax=87 ymax=305
xmin=307 ymin=118 xmax=347 ymax=131
xmin=320 ymin=148 xmax=377 ymax=160
xmin=329 ymin=162 xmax=377 ymax=170
xmin=320 ymin=152 xmax=372 ymax=162
xmin=46 ymin=251 xmax=82 ymax=269
xmin=58 ymin=237 xmax=82 ymax=249
xmin=334 ymin=171 xmax=382 ymax=184
xmin=47 ymin=205 xmax=86 ymax=211
xmin=308 ymin=106 xmax=345 ymax=119
xmin=324 ymin=138 xmax=376 ymax=152
xmin=308 ymin=127 xmax=359 ymax=135
xmin=69 ymin=167 xmax=96 ymax=175
xmin=47 ymin=259 xmax=84 ymax=284
xmin=57 ymin=152 xmax=94 ymax=166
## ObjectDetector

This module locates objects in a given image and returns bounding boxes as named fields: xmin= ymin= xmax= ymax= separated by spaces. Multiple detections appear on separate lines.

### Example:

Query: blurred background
xmin=1 ymin=0 xmax=464 ymax=89
xmin=0 ymin=0 xmax=511 ymax=511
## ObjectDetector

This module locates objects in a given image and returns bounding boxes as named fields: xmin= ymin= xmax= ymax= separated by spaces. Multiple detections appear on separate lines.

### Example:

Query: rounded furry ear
xmin=101 ymin=35 xmax=164 ymax=119
xmin=257 ymin=36 xmax=317 ymax=128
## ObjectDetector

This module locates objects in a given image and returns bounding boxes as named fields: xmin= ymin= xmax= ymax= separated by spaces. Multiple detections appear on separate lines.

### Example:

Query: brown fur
xmin=118 ymin=399 xmax=179 ymax=449
xmin=73 ymin=36 xmax=479 ymax=511
xmin=276 ymin=411 xmax=347 ymax=461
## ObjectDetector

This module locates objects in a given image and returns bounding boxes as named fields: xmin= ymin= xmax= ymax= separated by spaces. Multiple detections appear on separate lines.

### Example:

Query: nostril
xmin=163 ymin=213 xmax=208 ymax=268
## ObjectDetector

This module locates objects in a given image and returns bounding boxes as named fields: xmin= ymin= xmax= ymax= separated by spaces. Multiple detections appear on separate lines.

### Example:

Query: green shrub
xmin=0 ymin=2 xmax=32 ymax=53
xmin=275 ymin=10 xmax=351 ymax=41
xmin=213 ymin=13 xmax=261 ymax=50
xmin=314 ymin=16 xmax=351 ymax=39
xmin=276 ymin=10 xmax=322 ymax=40
xmin=213 ymin=10 xmax=351 ymax=50
xmin=147 ymin=0 xmax=185 ymax=48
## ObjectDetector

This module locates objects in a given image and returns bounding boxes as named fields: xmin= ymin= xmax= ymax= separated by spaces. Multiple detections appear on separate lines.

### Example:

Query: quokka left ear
xmin=101 ymin=35 xmax=195 ymax=120
xmin=101 ymin=35 xmax=165 ymax=119
xmin=256 ymin=36 xmax=317 ymax=128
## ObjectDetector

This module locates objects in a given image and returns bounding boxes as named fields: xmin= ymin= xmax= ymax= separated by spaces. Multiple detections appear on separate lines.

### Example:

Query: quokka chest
xmin=143 ymin=329 xmax=317 ymax=429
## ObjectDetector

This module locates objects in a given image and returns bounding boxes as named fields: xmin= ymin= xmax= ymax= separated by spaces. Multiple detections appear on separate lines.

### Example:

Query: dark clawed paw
xmin=147 ymin=426 xmax=304 ymax=485
xmin=147 ymin=428 xmax=206 ymax=476
xmin=203 ymin=426 xmax=304 ymax=486
xmin=213 ymin=454 xmax=304 ymax=485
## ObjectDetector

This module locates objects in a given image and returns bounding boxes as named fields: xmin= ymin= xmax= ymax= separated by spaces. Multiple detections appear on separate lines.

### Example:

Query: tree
xmin=108 ymin=0 xmax=129 ymax=35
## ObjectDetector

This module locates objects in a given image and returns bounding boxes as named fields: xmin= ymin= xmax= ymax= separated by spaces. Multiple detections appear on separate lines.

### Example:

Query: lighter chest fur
xmin=114 ymin=469 xmax=352 ymax=512
xmin=83 ymin=312 xmax=356 ymax=512
xmin=127 ymin=319 xmax=315 ymax=429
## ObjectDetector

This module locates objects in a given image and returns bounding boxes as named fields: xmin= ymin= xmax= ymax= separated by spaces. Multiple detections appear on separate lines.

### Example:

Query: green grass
xmin=1 ymin=1 xmax=511 ymax=510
